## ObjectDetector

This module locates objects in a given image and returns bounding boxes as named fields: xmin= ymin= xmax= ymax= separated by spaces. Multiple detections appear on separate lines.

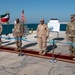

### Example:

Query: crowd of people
xmin=0 ymin=18 xmax=49 ymax=55
xmin=0 ymin=15 xmax=75 ymax=56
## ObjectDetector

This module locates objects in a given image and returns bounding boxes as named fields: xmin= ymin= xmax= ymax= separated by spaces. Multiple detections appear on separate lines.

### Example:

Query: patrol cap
xmin=16 ymin=18 xmax=19 ymax=23
xmin=40 ymin=19 xmax=44 ymax=22
xmin=70 ymin=15 xmax=75 ymax=18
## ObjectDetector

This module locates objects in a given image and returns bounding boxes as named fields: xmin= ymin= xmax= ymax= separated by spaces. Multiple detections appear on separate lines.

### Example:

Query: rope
xmin=0 ymin=36 xmax=36 ymax=42
xmin=1 ymin=36 xmax=75 ymax=46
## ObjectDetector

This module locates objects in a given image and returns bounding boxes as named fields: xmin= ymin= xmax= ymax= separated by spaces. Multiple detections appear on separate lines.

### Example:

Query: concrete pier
xmin=0 ymin=31 xmax=75 ymax=75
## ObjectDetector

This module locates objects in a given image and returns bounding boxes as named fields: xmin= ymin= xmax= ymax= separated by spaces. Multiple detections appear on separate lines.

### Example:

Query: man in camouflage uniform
xmin=36 ymin=19 xmax=49 ymax=55
xmin=0 ymin=23 xmax=2 ymax=47
xmin=13 ymin=18 xmax=24 ymax=51
xmin=66 ymin=15 xmax=75 ymax=56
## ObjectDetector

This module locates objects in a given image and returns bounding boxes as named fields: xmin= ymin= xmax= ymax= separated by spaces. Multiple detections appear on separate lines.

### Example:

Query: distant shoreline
xmin=2 ymin=22 xmax=68 ymax=25
xmin=26 ymin=22 xmax=68 ymax=24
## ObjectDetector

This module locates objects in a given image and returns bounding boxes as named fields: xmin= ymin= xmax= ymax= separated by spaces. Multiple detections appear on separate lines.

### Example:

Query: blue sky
xmin=0 ymin=0 xmax=75 ymax=23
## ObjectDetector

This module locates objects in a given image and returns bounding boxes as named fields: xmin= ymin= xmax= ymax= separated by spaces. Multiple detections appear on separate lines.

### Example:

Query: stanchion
xmin=49 ymin=39 xmax=57 ymax=63
xmin=57 ymin=32 xmax=59 ymax=41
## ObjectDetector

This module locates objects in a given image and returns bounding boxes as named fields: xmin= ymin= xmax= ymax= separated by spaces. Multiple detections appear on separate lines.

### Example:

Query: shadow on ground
xmin=22 ymin=42 xmax=37 ymax=49
xmin=47 ymin=44 xmax=57 ymax=52
xmin=47 ymin=38 xmax=64 ymax=52
xmin=3 ymin=42 xmax=15 ymax=46
xmin=53 ymin=38 xmax=64 ymax=41
xmin=2 ymin=41 xmax=10 ymax=44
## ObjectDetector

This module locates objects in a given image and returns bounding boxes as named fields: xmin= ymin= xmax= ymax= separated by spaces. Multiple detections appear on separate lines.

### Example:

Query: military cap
xmin=16 ymin=18 xmax=20 ymax=23
xmin=71 ymin=15 xmax=75 ymax=18
xmin=40 ymin=19 xmax=44 ymax=22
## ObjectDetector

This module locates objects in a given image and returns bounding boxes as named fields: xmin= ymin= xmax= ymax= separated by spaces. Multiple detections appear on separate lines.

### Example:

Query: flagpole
xmin=18 ymin=10 xmax=26 ymax=56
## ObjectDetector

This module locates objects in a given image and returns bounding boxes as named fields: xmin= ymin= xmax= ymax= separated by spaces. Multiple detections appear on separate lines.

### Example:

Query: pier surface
xmin=0 ymin=31 xmax=75 ymax=75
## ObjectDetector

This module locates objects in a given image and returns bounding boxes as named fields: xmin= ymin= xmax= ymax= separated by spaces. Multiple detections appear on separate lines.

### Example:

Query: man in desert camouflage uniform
xmin=36 ymin=19 xmax=49 ymax=55
xmin=13 ymin=18 xmax=24 ymax=51
xmin=0 ymin=23 xmax=2 ymax=47
xmin=66 ymin=15 xmax=75 ymax=56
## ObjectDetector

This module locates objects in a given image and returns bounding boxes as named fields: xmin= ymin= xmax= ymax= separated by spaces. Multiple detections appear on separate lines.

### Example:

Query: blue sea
xmin=2 ymin=24 xmax=67 ymax=34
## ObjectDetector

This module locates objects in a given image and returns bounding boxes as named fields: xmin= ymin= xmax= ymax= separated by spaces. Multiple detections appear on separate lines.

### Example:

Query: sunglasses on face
xmin=40 ymin=21 xmax=44 ymax=22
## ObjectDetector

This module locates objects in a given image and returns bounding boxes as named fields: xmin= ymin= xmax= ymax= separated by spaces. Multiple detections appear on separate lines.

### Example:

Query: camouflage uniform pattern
xmin=0 ymin=24 xmax=2 ymax=46
xmin=36 ymin=23 xmax=49 ymax=55
xmin=66 ymin=15 xmax=75 ymax=56
xmin=13 ymin=21 xmax=24 ymax=50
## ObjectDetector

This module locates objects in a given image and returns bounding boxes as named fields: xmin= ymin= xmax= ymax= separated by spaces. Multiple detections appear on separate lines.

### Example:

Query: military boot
xmin=15 ymin=47 xmax=20 ymax=51
xmin=73 ymin=49 xmax=75 ymax=57
xmin=70 ymin=50 xmax=73 ymax=56
xmin=0 ymin=45 xmax=1 ymax=47
xmin=42 ymin=49 xmax=47 ymax=55
xmin=17 ymin=47 xmax=21 ymax=51
xmin=0 ymin=44 xmax=1 ymax=47
xmin=15 ymin=48 xmax=18 ymax=51
xmin=39 ymin=50 xmax=43 ymax=55
xmin=0 ymin=41 xmax=2 ymax=47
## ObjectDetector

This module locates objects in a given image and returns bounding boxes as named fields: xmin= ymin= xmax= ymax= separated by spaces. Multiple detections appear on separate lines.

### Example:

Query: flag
xmin=0 ymin=13 xmax=10 ymax=23
xmin=21 ymin=10 xmax=26 ymax=23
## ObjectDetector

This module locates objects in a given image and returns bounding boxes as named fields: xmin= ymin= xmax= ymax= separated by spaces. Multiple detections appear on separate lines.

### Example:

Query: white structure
xmin=47 ymin=19 xmax=60 ymax=32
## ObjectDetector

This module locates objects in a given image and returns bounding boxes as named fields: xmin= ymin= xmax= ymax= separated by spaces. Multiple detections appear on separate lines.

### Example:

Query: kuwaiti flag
xmin=1 ymin=13 xmax=10 ymax=22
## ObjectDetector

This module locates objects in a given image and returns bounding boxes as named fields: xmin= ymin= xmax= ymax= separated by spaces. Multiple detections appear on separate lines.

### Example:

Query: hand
xmin=20 ymin=34 xmax=23 ymax=37
xmin=0 ymin=33 xmax=1 ymax=35
xmin=46 ymin=36 xmax=48 ymax=39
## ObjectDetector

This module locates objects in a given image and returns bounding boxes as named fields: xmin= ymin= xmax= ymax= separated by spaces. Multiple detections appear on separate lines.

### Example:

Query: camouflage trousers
xmin=15 ymin=36 xmax=22 ymax=48
xmin=69 ymin=37 xmax=75 ymax=56
xmin=0 ymin=34 xmax=2 ymax=46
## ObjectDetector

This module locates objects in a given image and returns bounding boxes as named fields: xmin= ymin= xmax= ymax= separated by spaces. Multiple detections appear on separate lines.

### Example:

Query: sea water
xmin=2 ymin=24 xmax=67 ymax=35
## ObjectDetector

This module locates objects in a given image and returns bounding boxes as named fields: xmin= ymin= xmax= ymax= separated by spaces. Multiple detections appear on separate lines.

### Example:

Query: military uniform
xmin=66 ymin=15 xmax=75 ymax=56
xmin=36 ymin=19 xmax=49 ymax=55
xmin=13 ymin=19 xmax=24 ymax=50
xmin=0 ymin=24 xmax=2 ymax=46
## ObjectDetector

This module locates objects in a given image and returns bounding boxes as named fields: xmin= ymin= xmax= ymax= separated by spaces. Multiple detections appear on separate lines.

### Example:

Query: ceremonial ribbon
xmin=1 ymin=36 xmax=75 ymax=46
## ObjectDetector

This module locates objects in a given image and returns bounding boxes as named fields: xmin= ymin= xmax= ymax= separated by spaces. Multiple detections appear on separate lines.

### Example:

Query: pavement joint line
xmin=0 ymin=64 xmax=23 ymax=75
xmin=48 ymin=63 xmax=55 ymax=75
